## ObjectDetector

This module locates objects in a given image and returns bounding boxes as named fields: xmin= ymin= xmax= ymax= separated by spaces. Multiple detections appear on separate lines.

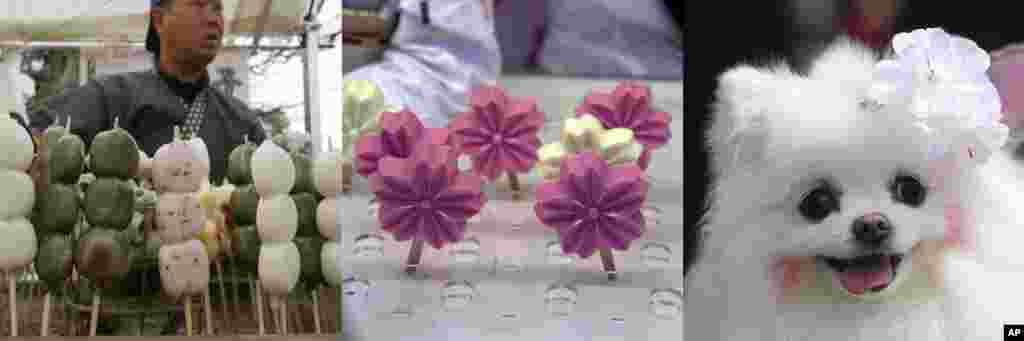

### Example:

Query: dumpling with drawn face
xmin=155 ymin=193 xmax=206 ymax=245
xmin=158 ymin=239 xmax=210 ymax=299
xmin=152 ymin=139 xmax=210 ymax=193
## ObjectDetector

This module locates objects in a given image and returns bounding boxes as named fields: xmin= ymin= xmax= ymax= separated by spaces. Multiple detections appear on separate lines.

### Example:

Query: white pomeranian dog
xmin=686 ymin=29 xmax=1024 ymax=341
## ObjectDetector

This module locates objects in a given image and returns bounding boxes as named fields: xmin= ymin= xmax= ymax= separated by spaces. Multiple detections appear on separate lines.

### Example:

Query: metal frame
xmin=302 ymin=0 xmax=325 ymax=156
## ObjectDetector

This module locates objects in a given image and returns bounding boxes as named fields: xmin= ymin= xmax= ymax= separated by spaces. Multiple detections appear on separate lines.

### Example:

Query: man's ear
xmin=707 ymin=65 xmax=779 ymax=177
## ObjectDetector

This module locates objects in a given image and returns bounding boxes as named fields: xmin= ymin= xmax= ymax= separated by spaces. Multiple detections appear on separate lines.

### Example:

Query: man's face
xmin=154 ymin=0 xmax=225 ymax=64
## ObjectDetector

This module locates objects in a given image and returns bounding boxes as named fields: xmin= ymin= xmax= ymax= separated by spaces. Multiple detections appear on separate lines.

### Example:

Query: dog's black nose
xmin=851 ymin=213 xmax=891 ymax=247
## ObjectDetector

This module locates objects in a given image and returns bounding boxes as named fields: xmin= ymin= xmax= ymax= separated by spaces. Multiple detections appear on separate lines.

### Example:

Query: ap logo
xmin=1006 ymin=324 xmax=1024 ymax=340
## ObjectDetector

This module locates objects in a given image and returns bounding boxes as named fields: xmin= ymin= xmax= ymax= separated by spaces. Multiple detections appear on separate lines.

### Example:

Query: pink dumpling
xmin=152 ymin=141 xmax=210 ymax=193
xmin=155 ymin=192 xmax=207 ymax=245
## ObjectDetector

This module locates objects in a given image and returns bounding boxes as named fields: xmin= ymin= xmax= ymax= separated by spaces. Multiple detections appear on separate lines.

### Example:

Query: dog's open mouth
xmin=821 ymin=254 xmax=904 ymax=295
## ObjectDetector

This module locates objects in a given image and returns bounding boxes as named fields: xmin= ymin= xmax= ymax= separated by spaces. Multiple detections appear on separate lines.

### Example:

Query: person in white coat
xmin=343 ymin=0 xmax=502 ymax=129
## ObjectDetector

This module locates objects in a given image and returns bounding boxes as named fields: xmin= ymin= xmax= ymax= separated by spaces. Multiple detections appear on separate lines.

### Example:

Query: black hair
xmin=147 ymin=0 xmax=175 ymax=57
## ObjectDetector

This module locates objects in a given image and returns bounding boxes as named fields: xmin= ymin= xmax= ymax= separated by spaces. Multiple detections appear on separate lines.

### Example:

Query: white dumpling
xmin=257 ymin=194 xmax=298 ymax=242
xmin=258 ymin=241 xmax=301 ymax=296
xmin=0 ymin=116 xmax=35 ymax=172
xmin=0 ymin=218 xmax=36 ymax=271
xmin=0 ymin=170 xmax=35 ymax=220
xmin=313 ymin=151 xmax=342 ymax=197
xmin=186 ymin=137 xmax=211 ymax=174
xmin=251 ymin=140 xmax=295 ymax=196
xmin=321 ymin=241 xmax=342 ymax=286
xmin=158 ymin=239 xmax=210 ymax=299
xmin=317 ymin=197 xmax=339 ymax=241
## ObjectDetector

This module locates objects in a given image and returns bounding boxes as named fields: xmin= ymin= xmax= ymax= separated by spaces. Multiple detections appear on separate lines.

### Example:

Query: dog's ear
xmin=707 ymin=65 xmax=781 ymax=177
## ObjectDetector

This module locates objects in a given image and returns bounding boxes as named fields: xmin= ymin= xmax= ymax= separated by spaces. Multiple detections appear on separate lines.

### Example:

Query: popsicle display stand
xmin=340 ymin=76 xmax=683 ymax=340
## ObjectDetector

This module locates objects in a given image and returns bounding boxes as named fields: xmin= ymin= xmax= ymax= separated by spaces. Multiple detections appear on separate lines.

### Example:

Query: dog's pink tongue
xmin=837 ymin=256 xmax=893 ymax=295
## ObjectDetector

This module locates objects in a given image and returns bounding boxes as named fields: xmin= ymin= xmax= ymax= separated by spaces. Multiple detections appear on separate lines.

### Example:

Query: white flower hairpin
xmin=869 ymin=27 xmax=1008 ymax=164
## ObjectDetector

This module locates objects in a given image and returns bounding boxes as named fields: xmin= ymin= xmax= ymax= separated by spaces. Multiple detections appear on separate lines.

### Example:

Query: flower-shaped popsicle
xmin=369 ymin=142 xmax=486 ymax=273
xmin=355 ymin=109 xmax=452 ymax=177
xmin=575 ymin=81 xmax=672 ymax=169
xmin=450 ymin=85 xmax=544 ymax=196
xmin=537 ymin=114 xmax=644 ymax=180
xmin=535 ymin=151 xmax=648 ymax=280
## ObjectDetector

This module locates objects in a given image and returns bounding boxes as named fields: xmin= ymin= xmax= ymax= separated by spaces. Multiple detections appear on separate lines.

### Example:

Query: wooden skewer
xmin=215 ymin=261 xmax=228 ymax=333
xmin=291 ymin=303 xmax=302 ymax=334
xmin=185 ymin=296 xmax=193 ymax=336
xmin=267 ymin=295 xmax=277 ymax=334
xmin=248 ymin=275 xmax=256 ymax=319
xmin=281 ymin=297 xmax=287 ymax=335
xmin=64 ymin=281 xmax=74 ymax=336
xmin=255 ymin=281 xmax=265 ymax=335
xmin=204 ymin=290 xmax=213 ymax=335
xmin=89 ymin=292 xmax=99 ymax=336
xmin=27 ymin=265 xmax=36 ymax=299
xmin=312 ymin=287 xmax=322 ymax=334
xmin=41 ymin=292 xmax=51 ymax=336
xmin=228 ymin=259 xmax=240 ymax=329
xmin=8 ymin=271 xmax=17 ymax=337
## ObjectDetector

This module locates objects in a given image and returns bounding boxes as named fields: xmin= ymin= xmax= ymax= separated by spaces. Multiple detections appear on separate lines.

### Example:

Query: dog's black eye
xmin=890 ymin=174 xmax=926 ymax=207
xmin=799 ymin=186 xmax=839 ymax=223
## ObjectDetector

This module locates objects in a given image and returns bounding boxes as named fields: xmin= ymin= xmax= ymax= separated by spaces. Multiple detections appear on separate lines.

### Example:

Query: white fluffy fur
xmin=687 ymin=40 xmax=1024 ymax=340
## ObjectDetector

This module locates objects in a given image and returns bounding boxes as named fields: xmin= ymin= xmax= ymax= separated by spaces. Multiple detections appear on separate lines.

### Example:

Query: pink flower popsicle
xmin=368 ymin=141 xmax=487 ymax=274
xmin=534 ymin=151 xmax=649 ymax=281
xmin=575 ymin=81 xmax=672 ymax=169
xmin=450 ymin=85 xmax=545 ymax=199
xmin=355 ymin=109 xmax=453 ymax=178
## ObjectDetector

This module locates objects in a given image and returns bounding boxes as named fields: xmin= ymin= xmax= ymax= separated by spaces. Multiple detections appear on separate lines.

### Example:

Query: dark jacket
xmin=29 ymin=70 xmax=267 ymax=185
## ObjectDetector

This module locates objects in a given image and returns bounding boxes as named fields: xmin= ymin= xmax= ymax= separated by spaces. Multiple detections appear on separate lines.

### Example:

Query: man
xmin=29 ymin=0 xmax=266 ymax=185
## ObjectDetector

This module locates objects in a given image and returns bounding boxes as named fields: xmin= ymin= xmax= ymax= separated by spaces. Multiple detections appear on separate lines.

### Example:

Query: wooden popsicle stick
xmin=89 ymin=293 xmax=99 ymax=336
xmin=41 ymin=292 xmax=51 ymax=336
xmin=405 ymin=239 xmax=425 ymax=274
xmin=311 ymin=287 xmax=321 ymax=334
xmin=599 ymin=248 xmax=617 ymax=281
xmin=185 ymin=296 xmax=193 ymax=336
xmin=507 ymin=172 xmax=524 ymax=200
xmin=255 ymin=281 xmax=265 ymax=335
xmin=8 ymin=271 xmax=17 ymax=337
xmin=204 ymin=290 xmax=213 ymax=335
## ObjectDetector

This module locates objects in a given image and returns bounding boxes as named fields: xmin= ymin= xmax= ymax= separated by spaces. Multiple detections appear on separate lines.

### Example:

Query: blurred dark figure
xmin=685 ymin=0 xmax=1024 ymax=275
